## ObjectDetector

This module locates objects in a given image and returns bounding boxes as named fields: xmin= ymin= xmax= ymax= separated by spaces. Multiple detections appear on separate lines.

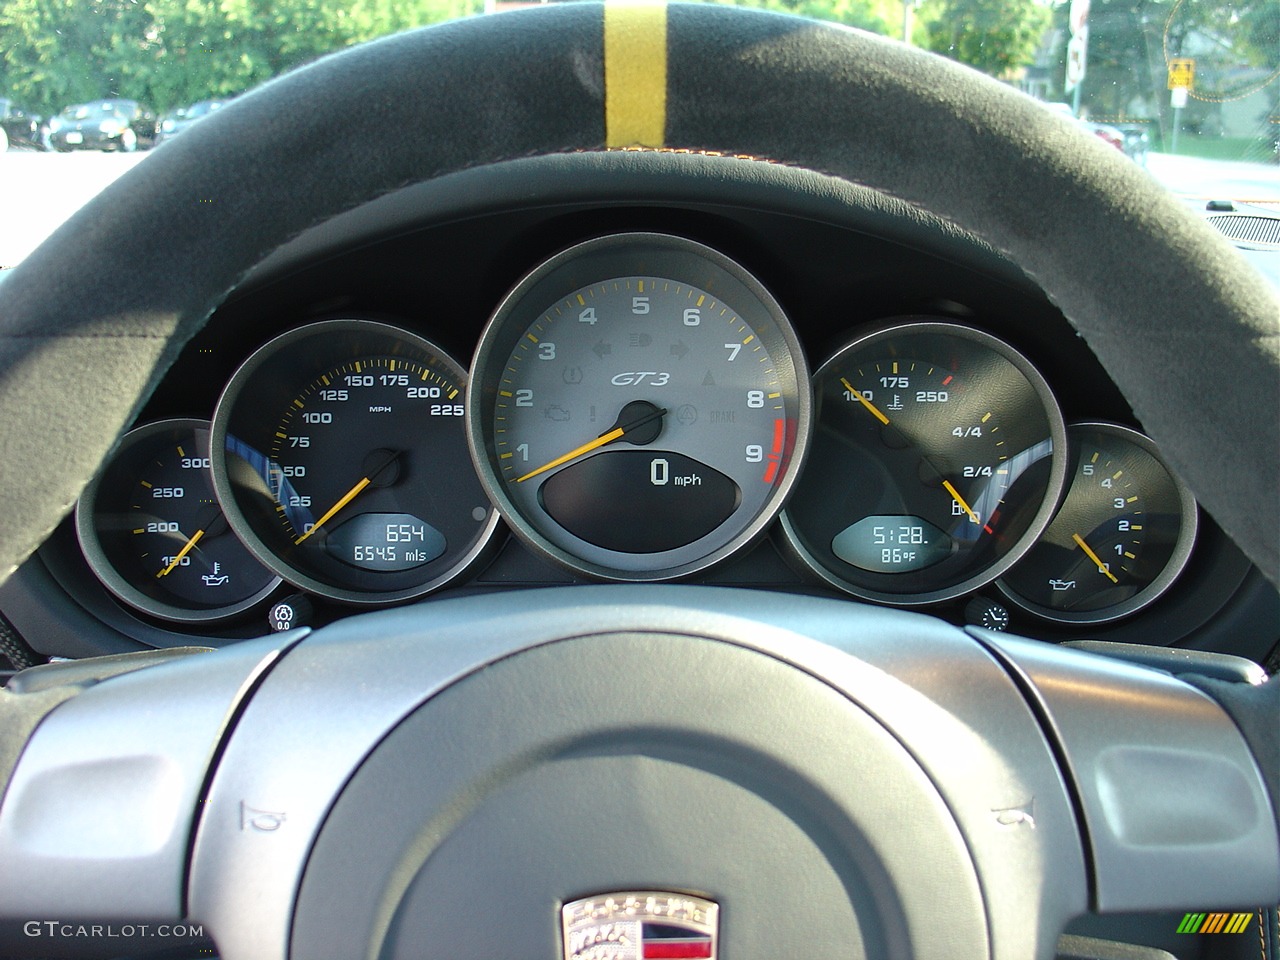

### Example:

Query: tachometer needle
xmin=942 ymin=479 xmax=981 ymax=525
xmin=840 ymin=377 xmax=890 ymax=426
xmin=294 ymin=477 xmax=370 ymax=545
xmin=516 ymin=402 xmax=667 ymax=483
xmin=156 ymin=528 xmax=205 ymax=578
xmin=1072 ymin=532 xmax=1119 ymax=584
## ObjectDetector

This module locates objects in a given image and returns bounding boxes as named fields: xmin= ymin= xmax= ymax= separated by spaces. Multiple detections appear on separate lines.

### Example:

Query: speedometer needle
xmin=840 ymin=377 xmax=890 ymax=426
xmin=156 ymin=528 xmax=205 ymax=578
xmin=293 ymin=449 xmax=402 ymax=545
xmin=295 ymin=477 xmax=370 ymax=545
xmin=516 ymin=402 xmax=667 ymax=483
xmin=1072 ymin=532 xmax=1119 ymax=584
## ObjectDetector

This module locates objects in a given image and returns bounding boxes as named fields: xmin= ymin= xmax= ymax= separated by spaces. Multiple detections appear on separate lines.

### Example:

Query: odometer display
xmin=781 ymin=321 xmax=1066 ymax=604
xmin=468 ymin=234 xmax=810 ymax=579
xmin=212 ymin=320 xmax=499 ymax=604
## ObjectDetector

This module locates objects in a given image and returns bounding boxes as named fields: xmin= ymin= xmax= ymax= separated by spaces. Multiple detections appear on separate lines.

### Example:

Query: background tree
xmin=920 ymin=0 xmax=1051 ymax=76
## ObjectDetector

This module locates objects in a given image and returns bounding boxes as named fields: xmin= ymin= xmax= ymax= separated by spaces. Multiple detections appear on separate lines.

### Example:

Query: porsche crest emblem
xmin=562 ymin=891 xmax=719 ymax=960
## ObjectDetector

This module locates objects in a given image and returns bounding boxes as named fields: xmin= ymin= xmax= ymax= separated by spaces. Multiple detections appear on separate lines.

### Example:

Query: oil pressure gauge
xmin=997 ymin=422 xmax=1197 ymax=623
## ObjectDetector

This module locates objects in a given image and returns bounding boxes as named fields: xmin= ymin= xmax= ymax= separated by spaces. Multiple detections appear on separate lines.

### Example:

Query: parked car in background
xmin=1115 ymin=123 xmax=1151 ymax=164
xmin=156 ymin=98 xmax=227 ymax=144
xmin=47 ymin=99 xmax=156 ymax=152
xmin=1042 ymin=102 xmax=1142 ymax=161
xmin=0 ymin=98 xmax=45 ymax=151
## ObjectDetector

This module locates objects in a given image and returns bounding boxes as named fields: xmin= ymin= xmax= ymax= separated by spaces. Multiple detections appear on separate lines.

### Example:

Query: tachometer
xmin=779 ymin=321 xmax=1066 ymax=604
xmin=211 ymin=320 xmax=500 ymax=604
xmin=467 ymin=233 xmax=810 ymax=580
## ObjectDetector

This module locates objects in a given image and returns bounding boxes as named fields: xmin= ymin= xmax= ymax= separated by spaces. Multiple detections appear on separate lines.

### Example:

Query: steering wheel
xmin=0 ymin=4 xmax=1276 ymax=959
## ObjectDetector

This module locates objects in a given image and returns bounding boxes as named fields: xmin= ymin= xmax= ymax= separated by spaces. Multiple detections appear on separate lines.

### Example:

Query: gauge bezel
xmin=996 ymin=421 xmax=1199 ymax=624
xmin=466 ymin=232 xmax=812 ymax=581
xmin=76 ymin=418 xmax=281 ymax=622
xmin=210 ymin=319 xmax=502 ymax=605
xmin=778 ymin=319 xmax=1068 ymax=605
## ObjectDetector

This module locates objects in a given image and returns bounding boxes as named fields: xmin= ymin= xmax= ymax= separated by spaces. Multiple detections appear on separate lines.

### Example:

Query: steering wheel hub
xmin=291 ymin=631 xmax=986 ymax=959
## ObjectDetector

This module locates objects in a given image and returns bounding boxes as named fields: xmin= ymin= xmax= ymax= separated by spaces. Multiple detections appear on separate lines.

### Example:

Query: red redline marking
xmin=771 ymin=418 xmax=784 ymax=453
xmin=763 ymin=460 xmax=779 ymax=484
xmin=983 ymin=524 xmax=994 ymax=535
xmin=644 ymin=942 xmax=713 ymax=959
xmin=941 ymin=375 xmax=954 ymax=386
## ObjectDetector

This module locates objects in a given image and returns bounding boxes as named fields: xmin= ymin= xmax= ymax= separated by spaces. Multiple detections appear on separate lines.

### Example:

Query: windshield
xmin=1 ymin=0 xmax=1276 ymax=268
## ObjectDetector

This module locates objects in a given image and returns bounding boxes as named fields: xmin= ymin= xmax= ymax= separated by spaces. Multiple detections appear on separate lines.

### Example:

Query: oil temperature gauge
xmin=998 ymin=422 xmax=1197 ymax=623
xmin=76 ymin=419 xmax=280 ymax=622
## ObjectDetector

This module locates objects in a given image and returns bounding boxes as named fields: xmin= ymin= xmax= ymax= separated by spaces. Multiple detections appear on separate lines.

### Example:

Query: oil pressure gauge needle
xmin=1072 ymin=532 xmax=1120 ymax=584
xmin=516 ymin=402 xmax=667 ymax=484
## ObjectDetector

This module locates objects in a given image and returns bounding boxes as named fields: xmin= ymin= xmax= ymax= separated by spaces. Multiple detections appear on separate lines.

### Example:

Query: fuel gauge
xmin=76 ymin=419 xmax=279 ymax=622
xmin=997 ymin=422 xmax=1197 ymax=623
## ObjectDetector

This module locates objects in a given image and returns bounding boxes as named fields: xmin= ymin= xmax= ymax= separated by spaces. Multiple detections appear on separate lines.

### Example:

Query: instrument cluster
xmin=72 ymin=231 xmax=1199 ymax=634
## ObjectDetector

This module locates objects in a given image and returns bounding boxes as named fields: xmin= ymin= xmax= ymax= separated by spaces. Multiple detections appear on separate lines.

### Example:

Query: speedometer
xmin=211 ymin=320 xmax=500 ymax=604
xmin=468 ymin=233 xmax=811 ymax=580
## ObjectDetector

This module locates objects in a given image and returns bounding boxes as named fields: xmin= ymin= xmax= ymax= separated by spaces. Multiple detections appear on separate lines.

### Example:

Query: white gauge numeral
xmin=516 ymin=389 xmax=534 ymax=407
xmin=746 ymin=390 xmax=765 ymax=408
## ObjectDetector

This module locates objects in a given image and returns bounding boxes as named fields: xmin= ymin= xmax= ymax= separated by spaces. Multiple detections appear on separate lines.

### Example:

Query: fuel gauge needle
xmin=942 ymin=479 xmax=981 ymax=525
xmin=1072 ymin=532 xmax=1119 ymax=584
xmin=156 ymin=528 xmax=205 ymax=578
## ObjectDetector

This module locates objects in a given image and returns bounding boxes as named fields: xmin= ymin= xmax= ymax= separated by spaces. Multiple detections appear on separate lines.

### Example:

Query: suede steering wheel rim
xmin=0 ymin=0 xmax=1275 ymax=586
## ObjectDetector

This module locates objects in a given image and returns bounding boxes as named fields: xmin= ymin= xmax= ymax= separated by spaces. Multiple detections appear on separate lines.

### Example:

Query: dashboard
xmin=3 ymin=151 xmax=1276 ymax=664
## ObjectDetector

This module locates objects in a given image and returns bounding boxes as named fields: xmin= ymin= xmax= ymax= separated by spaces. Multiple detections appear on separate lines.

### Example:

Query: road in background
xmin=0 ymin=150 xmax=149 ymax=268
xmin=1146 ymin=153 xmax=1280 ymax=208
xmin=1 ymin=149 xmax=1277 ymax=270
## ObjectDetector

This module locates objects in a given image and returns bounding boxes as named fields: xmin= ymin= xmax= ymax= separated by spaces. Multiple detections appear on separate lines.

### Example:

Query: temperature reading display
xmin=832 ymin=516 xmax=952 ymax=573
